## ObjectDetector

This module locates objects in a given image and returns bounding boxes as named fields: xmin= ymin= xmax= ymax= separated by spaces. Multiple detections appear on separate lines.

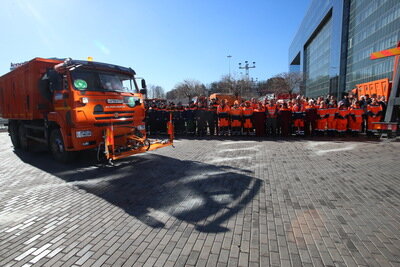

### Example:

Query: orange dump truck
xmin=0 ymin=58 xmax=173 ymax=162
xmin=209 ymin=93 xmax=241 ymax=106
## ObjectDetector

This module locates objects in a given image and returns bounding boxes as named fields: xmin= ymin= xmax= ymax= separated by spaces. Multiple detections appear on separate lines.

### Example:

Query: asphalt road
xmin=0 ymin=132 xmax=399 ymax=266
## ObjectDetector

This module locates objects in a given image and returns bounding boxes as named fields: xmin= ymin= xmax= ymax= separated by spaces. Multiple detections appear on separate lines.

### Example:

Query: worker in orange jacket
xmin=278 ymin=102 xmax=292 ymax=137
xmin=292 ymin=98 xmax=305 ymax=136
xmin=348 ymin=101 xmax=364 ymax=136
xmin=315 ymin=101 xmax=329 ymax=135
xmin=265 ymin=99 xmax=278 ymax=136
xmin=366 ymin=98 xmax=383 ymax=136
xmin=327 ymin=101 xmax=338 ymax=136
xmin=230 ymin=101 xmax=243 ymax=136
xmin=253 ymin=102 xmax=266 ymax=137
xmin=242 ymin=101 xmax=254 ymax=135
xmin=208 ymin=98 xmax=219 ymax=136
xmin=250 ymin=98 xmax=258 ymax=109
xmin=304 ymin=100 xmax=318 ymax=136
xmin=217 ymin=99 xmax=231 ymax=136
xmin=335 ymin=102 xmax=350 ymax=135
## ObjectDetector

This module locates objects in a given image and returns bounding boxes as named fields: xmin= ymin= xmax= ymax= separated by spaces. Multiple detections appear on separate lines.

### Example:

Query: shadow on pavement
xmin=14 ymin=150 xmax=261 ymax=233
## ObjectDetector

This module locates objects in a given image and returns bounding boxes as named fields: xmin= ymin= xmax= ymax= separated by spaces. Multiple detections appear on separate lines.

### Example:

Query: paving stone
xmin=0 ymin=136 xmax=399 ymax=266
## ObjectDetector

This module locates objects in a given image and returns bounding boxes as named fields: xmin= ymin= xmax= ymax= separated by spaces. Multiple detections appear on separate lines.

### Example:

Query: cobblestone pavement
xmin=0 ymin=132 xmax=399 ymax=267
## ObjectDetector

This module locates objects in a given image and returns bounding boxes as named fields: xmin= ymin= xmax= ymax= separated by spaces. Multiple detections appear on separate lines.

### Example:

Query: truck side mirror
xmin=47 ymin=69 xmax=62 ymax=92
xmin=140 ymin=89 xmax=147 ymax=95
xmin=141 ymin=79 xmax=147 ymax=89
xmin=39 ymin=74 xmax=51 ymax=101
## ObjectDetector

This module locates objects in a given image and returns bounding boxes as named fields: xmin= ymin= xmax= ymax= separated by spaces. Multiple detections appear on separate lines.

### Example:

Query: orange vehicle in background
xmin=353 ymin=78 xmax=391 ymax=100
xmin=209 ymin=93 xmax=241 ymax=106
xmin=0 ymin=58 xmax=173 ymax=162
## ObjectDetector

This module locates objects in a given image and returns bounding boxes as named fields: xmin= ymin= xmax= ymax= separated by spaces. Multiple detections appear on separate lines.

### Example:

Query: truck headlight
xmin=137 ymin=125 xmax=146 ymax=131
xmin=76 ymin=130 xmax=92 ymax=138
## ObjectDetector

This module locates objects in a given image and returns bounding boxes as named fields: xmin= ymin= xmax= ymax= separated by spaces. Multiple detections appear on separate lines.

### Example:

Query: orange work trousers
xmin=367 ymin=116 xmax=381 ymax=132
xmin=336 ymin=119 xmax=347 ymax=132
xmin=293 ymin=119 xmax=304 ymax=127
xmin=219 ymin=118 xmax=229 ymax=127
xmin=231 ymin=120 xmax=242 ymax=127
xmin=349 ymin=119 xmax=362 ymax=132
xmin=315 ymin=119 xmax=327 ymax=131
xmin=243 ymin=118 xmax=252 ymax=129
xmin=327 ymin=119 xmax=336 ymax=131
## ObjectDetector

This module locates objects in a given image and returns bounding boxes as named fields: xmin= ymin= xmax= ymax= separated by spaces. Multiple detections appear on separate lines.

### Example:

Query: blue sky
xmin=0 ymin=0 xmax=310 ymax=91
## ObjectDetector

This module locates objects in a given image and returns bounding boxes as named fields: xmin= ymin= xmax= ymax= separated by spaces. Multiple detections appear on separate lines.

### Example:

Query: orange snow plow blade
xmin=106 ymin=139 xmax=173 ymax=161
xmin=104 ymin=113 xmax=174 ymax=161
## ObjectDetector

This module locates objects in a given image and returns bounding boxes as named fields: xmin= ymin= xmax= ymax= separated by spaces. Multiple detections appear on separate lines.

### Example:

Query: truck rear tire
xmin=49 ymin=129 xmax=74 ymax=163
xmin=18 ymin=123 xmax=29 ymax=151
xmin=8 ymin=120 xmax=21 ymax=149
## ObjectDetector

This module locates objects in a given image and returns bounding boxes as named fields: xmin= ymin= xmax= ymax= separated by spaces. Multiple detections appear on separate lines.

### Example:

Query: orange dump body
xmin=0 ymin=58 xmax=58 ymax=120
xmin=355 ymin=78 xmax=391 ymax=100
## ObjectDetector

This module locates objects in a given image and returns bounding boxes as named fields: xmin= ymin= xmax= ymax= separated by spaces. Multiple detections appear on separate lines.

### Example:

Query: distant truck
xmin=209 ymin=93 xmax=241 ymax=106
xmin=0 ymin=58 xmax=173 ymax=162
xmin=353 ymin=78 xmax=391 ymax=100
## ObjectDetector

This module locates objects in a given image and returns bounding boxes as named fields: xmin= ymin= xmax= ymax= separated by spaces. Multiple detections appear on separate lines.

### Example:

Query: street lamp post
xmin=227 ymin=55 xmax=232 ymax=78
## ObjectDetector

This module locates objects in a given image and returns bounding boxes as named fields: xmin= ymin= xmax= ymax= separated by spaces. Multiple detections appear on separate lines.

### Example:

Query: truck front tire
xmin=49 ymin=129 xmax=74 ymax=163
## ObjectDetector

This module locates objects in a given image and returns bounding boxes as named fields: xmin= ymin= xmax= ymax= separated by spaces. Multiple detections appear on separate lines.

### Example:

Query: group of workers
xmin=145 ymin=94 xmax=386 ymax=137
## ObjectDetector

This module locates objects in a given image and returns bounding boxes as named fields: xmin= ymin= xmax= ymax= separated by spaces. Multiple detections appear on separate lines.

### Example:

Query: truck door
xmin=50 ymin=71 xmax=73 ymax=127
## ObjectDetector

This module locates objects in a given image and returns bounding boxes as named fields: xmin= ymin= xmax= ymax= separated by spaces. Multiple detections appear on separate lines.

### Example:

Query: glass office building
xmin=304 ymin=17 xmax=332 ymax=97
xmin=289 ymin=0 xmax=400 ymax=98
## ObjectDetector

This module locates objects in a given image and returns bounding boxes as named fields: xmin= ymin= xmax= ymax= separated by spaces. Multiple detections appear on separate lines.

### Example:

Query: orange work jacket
xmin=266 ymin=104 xmax=278 ymax=118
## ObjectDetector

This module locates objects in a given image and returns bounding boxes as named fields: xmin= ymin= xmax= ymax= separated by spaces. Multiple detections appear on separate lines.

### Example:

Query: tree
xmin=168 ymin=79 xmax=207 ymax=102
xmin=258 ymin=77 xmax=286 ymax=96
xmin=208 ymin=75 xmax=255 ymax=98
xmin=275 ymin=72 xmax=303 ymax=94
xmin=148 ymin=85 xmax=165 ymax=99
xmin=235 ymin=78 xmax=254 ymax=98
xmin=208 ymin=75 xmax=235 ymax=94
xmin=166 ymin=89 xmax=178 ymax=100
xmin=256 ymin=80 xmax=274 ymax=96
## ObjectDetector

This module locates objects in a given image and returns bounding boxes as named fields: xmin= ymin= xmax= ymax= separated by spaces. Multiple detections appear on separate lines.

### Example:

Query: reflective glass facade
xmin=289 ymin=0 xmax=345 ymax=97
xmin=345 ymin=0 xmax=400 ymax=91
xmin=289 ymin=0 xmax=400 ymax=98
xmin=304 ymin=18 xmax=332 ymax=97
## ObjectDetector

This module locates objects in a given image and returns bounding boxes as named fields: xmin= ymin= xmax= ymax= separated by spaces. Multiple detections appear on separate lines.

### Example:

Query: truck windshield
xmin=70 ymin=69 xmax=137 ymax=93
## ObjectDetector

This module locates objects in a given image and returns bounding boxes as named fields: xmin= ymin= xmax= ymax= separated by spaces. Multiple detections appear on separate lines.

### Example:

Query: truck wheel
xmin=8 ymin=121 xmax=21 ymax=149
xmin=49 ymin=129 xmax=74 ymax=163
xmin=18 ymin=123 xmax=29 ymax=151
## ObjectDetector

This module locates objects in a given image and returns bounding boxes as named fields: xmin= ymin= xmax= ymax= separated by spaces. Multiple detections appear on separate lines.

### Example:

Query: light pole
xmin=227 ymin=55 xmax=232 ymax=78
xmin=238 ymin=61 xmax=256 ymax=79
xmin=251 ymin=77 xmax=259 ymax=96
